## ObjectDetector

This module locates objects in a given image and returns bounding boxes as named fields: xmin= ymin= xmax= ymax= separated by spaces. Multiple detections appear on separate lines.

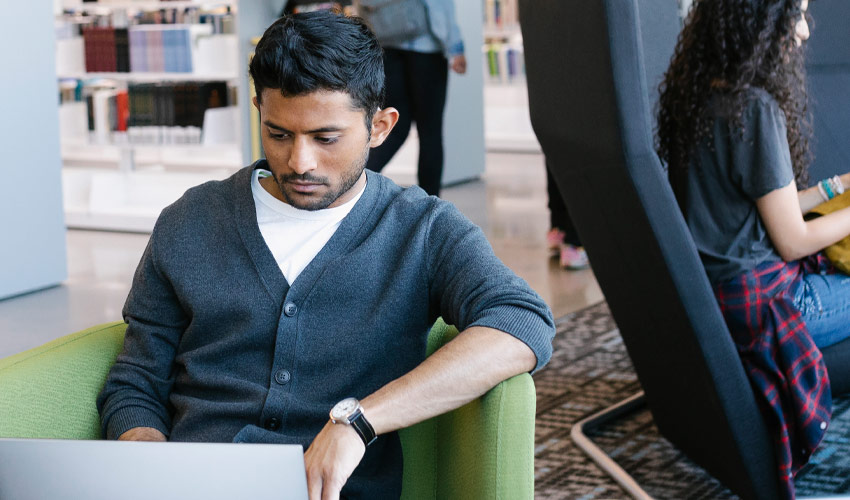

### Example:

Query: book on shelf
xmin=84 ymin=24 xmax=200 ymax=74
xmin=483 ymin=42 xmax=525 ymax=84
xmin=483 ymin=0 xmax=519 ymax=32
xmin=62 ymin=79 xmax=233 ymax=146
xmin=82 ymin=26 xmax=122 ymax=72
xmin=64 ymin=6 xmax=236 ymax=76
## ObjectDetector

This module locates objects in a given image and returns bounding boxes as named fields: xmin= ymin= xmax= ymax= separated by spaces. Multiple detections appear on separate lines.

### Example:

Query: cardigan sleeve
xmin=96 ymin=217 xmax=188 ymax=439
xmin=425 ymin=201 xmax=555 ymax=372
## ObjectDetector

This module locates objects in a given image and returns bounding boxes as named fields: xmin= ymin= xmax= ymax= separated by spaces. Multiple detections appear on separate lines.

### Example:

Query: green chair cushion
xmin=0 ymin=322 xmax=126 ymax=439
xmin=399 ymin=319 xmax=535 ymax=499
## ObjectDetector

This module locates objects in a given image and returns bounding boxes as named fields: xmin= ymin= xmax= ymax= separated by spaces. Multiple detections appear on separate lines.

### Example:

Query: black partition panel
xmin=805 ymin=0 xmax=850 ymax=183
xmin=520 ymin=1 xmax=781 ymax=497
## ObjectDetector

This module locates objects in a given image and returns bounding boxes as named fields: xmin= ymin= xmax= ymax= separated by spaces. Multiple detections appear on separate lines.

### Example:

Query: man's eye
xmin=316 ymin=137 xmax=339 ymax=145
xmin=268 ymin=131 xmax=290 ymax=140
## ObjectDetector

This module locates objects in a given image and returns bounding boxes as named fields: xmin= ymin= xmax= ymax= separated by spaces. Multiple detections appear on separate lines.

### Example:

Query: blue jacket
xmin=383 ymin=0 xmax=464 ymax=56
xmin=97 ymin=163 xmax=554 ymax=498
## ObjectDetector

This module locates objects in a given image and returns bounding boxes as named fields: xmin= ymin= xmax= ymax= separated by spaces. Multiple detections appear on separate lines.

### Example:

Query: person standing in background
xmin=545 ymin=159 xmax=589 ymax=270
xmin=360 ymin=0 xmax=467 ymax=196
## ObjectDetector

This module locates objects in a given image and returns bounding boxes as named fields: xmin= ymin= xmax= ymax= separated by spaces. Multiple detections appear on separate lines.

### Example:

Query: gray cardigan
xmin=97 ymin=163 xmax=554 ymax=498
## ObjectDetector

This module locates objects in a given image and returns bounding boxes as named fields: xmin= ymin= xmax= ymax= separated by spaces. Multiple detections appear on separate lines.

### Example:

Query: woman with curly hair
xmin=659 ymin=0 xmax=850 ymax=349
xmin=657 ymin=0 xmax=850 ymax=494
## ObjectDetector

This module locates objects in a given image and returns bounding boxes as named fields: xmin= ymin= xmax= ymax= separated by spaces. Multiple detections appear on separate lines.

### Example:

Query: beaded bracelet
xmin=817 ymin=182 xmax=830 ymax=202
xmin=829 ymin=175 xmax=845 ymax=196
xmin=821 ymin=179 xmax=836 ymax=200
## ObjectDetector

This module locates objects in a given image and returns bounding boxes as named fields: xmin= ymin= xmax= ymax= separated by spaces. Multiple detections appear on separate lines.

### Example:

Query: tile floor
xmin=0 ymin=151 xmax=603 ymax=358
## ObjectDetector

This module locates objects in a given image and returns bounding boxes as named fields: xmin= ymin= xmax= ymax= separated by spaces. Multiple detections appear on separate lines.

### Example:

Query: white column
xmin=442 ymin=0 xmax=486 ymax=185
xmin=0 ymin=2 xmax=68 ymax=299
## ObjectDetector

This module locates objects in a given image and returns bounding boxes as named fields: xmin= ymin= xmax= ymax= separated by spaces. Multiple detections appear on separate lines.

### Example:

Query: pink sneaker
xmin=547 ymin=228 xmax=566 ymax=256
xmin=559 ymin=244 xmax=590 ymax=270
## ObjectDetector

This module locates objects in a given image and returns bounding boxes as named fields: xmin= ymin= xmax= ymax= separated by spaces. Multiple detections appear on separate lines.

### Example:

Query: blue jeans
xmin=794 ymin=270 xmax=850 ymax=349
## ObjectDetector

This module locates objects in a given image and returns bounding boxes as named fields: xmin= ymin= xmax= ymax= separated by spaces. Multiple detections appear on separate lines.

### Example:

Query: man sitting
xmin=97 ymin=11 xmax=554 ymax=499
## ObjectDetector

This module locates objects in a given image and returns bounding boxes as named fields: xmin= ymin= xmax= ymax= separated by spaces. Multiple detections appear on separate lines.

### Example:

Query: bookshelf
xmin=53 ymin=0 xmax=486 ymax=232
xmin=60 ymin=0 xmax=237 ymax=9
xmin=481 ymin=0 xmax=540 ymax=153
xmin=54 ymin=0 xmax=285 ymax=232
xmin=57 ymin=72 xmax=239 ymax=81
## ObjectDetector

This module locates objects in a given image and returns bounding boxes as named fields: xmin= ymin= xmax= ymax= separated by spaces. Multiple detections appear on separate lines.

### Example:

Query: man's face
xmin=254 ymin=89 xmax=372 ymax=211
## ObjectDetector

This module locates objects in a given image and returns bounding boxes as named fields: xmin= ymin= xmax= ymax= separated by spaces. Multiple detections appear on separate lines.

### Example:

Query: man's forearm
xmin=360 ymin=326 xmax=537 ymax=436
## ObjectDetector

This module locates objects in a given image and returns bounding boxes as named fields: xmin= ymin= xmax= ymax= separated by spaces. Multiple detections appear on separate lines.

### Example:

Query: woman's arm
xmin=797 ymin=173 xmax=850 ymax=213
xmin=758 ymin=179 xmax=850 ymax=261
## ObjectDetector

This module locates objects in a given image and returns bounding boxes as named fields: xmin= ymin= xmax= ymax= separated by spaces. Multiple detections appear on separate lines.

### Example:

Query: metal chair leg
xmin=570 ymin=390 xmax=850 ymax=500
xmin=570 ymin=391 xmax=653 ymax=500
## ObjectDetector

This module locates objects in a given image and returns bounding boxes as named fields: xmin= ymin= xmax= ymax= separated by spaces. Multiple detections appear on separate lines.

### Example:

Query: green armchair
xmin=0 ymin=320 xmax=536 ymax=499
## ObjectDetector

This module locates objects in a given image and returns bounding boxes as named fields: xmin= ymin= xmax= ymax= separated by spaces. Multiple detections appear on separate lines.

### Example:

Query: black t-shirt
xmin=686 ymin=87 xmax=794 ymax=284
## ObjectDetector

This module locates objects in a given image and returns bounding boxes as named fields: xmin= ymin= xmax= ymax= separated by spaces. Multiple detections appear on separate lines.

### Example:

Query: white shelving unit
xmin=482 ymin=27 xmax=521 ymax=39
xmin=62 ymin=167 xmax=234 ymax=232
xmin=54 ymin=0 xmax=484 ymax=232
xmin=57 ymin=72 xmax=239 ymax=82
xmin=62 ymin=143 xmax=243 ymax=169
xmin=58 ymin=0 xmax=237 ymax=11
xmin=481 ymin=0 xmax=539 ymax=153
xmin=55 ymin=0 xmax=285 ymax=232
xmin=484 ymin=83 xmax=539 ymax=153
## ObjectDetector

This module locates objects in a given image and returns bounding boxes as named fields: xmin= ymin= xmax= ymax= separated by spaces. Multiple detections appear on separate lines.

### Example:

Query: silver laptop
xmin=0 ymin=438 xmax=308 ymax=500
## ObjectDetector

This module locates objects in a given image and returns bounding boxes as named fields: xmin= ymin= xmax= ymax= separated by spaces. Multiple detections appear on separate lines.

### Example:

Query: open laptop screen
xmin=0 ymin=438 xmax=308 ymax=500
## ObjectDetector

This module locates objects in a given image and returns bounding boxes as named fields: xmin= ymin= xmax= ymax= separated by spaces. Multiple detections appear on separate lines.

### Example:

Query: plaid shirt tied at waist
xmin=715 ymin=254 xmax=833 ymax=500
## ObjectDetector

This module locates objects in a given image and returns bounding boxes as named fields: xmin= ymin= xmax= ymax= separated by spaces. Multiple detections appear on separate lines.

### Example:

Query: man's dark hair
xmin=249 ymin=11 xmax=385 ymax=129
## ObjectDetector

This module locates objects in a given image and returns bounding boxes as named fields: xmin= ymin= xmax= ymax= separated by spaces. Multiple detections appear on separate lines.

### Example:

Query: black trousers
xmin=546 ymin=158 xmax=582 ymax=246
xmin=366 ymin=48 xmax=448 ymax=196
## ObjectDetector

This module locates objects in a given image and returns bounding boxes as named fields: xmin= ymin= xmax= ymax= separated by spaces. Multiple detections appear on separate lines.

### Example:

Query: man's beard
xmin=274 ymin=144 xmax=370 ymax=211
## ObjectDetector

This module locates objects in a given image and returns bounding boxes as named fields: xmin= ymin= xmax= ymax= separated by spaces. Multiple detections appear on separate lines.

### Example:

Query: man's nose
xmin=288 ymin=137 xmax=318 ymax=174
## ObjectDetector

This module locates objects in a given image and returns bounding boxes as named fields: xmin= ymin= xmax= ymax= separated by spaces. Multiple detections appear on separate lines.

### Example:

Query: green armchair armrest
xmin=0 ymin=320 xmax=535 ymax=499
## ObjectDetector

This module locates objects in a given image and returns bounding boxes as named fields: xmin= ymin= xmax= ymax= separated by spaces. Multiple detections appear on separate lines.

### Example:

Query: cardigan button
xmin=274 ymin=369 xmax=291 ymax=385
xmin=264 ymin=417 xmax=281 ymax=431
xmin=284 ymin=302 xmax=297 ymax=317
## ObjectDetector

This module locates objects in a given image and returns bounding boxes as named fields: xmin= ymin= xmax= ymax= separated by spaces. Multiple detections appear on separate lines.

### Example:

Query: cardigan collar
xmin=232 ymin=160 xmax=385 ymax=306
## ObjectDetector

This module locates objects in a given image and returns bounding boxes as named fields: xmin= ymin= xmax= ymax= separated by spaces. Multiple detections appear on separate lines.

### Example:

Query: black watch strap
xmin=349 ymin=408 xmax=377 ymax=447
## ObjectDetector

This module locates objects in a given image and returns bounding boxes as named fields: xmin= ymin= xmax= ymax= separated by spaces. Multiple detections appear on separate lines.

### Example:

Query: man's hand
xmin=450 ymin=54 xmax=467 ymax=74
xmin=304 ymin=420 xmax=366 ymax=500
xmin=117 ymin=427 xmax=167 ymax=441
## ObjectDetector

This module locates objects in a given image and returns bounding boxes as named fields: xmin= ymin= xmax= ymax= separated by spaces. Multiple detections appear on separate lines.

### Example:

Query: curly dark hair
xmin=656 ymin=0 xmax=813 ymax=206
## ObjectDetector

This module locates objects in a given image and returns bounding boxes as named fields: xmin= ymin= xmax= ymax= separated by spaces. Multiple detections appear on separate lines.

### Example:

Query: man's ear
xmin=252 ymin=95 xmax=260 ymax=111
xmin=369 ymin=107 xmax=400 ymax=148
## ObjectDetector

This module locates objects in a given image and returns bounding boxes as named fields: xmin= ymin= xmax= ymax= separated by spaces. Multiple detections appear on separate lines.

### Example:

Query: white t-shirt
xmin=251 ymin=169 xmax=365 ymax=284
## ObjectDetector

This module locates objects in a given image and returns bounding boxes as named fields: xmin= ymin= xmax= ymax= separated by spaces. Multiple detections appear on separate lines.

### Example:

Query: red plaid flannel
xmin=714 ymin=254 xmax=833 ymax=500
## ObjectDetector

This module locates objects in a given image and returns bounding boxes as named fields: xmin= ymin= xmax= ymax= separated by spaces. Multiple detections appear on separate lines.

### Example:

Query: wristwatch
xmin=330 ymin=397 xmax=377 ymax=447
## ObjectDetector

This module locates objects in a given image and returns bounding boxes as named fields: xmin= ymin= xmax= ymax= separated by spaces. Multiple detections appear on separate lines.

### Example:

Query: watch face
xmin=331 ymin=398 xmax=359 ymax=421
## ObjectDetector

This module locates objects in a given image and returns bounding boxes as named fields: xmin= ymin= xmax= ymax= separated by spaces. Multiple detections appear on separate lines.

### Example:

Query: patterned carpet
xmin=533 ymin=302 xmax=850 ymax=499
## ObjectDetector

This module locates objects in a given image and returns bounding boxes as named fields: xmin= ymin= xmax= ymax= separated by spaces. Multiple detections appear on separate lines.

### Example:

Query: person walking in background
xmin=359 ymin=0 xmax=467 ymax=196
xmin=545 ymin=159 xmax=589 ymax=270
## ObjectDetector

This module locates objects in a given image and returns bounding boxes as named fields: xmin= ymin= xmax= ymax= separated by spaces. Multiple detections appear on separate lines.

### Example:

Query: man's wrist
xmin=118 ymin=427 xmax=167 ymax=441
xmin=330 ymin=398 xmax=377 ymax=447
xmin=105 ymin=406 xmax=169 ymax=440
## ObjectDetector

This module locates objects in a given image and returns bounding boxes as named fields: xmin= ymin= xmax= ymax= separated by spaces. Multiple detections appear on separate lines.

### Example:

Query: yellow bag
xmin=805 ymin=191 xmax=850 ymax=274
